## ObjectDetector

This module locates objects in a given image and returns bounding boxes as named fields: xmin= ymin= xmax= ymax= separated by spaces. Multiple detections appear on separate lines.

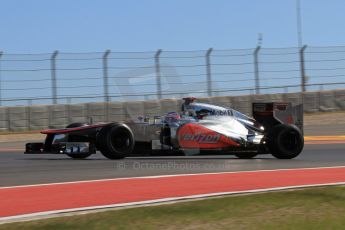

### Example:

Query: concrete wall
xmin=48 ymin=104 xmax=68 ymax=129
xmin=1 ymin=89 xmax=344 ymax=132
xmin=28 ymin=105 xmax=49 ymax=130
xmin=0 ymin=107 xmax=9 ymax=132
xmin=8 ymin=106 xmax=28 ymax=131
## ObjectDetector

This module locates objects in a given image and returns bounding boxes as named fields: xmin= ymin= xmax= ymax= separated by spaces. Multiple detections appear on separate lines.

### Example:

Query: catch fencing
xmin=1 ymin=46 xmax=345 ymax=106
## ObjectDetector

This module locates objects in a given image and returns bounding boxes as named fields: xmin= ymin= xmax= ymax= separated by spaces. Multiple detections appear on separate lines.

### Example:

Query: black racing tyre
xmin=97 ymin=123 xmax=134 ymax=159
xmin=65 ymin=123 xmax=92 ymax=159
xmin=267 ymin=124 xmax=304 ymax=159
xmin=234 ymin=152 xmax=258 ymax=159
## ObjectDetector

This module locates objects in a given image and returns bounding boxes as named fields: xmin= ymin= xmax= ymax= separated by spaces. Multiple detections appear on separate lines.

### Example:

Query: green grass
xmin=2 ymin=186 xmax=345 ymax=230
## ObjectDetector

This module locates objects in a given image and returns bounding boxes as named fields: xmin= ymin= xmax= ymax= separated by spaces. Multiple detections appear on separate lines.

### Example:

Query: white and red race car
xmin=25 ymin=98 xmax=304 ymax=160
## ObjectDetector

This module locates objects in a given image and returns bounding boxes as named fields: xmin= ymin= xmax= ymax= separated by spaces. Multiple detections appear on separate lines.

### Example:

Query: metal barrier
xmin=1 ymin=89 xmax=345 ymax=131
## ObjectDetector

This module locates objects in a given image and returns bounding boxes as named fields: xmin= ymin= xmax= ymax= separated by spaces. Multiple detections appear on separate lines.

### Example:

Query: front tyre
xmin=267 ymin=124 xmax=304 ymax=159
xmin=97 ymin=123 xmax=134 ymax=159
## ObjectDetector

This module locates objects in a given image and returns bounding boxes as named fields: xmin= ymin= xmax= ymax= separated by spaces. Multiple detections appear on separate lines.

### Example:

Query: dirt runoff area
xmin=304 ymin=111 xmax=345 ymax=135
xmin=0 ymin=111 xmax=344 ymax=143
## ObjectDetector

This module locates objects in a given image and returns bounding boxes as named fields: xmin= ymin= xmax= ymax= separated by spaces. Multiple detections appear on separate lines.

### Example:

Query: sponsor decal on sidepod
xmin=181 ymin=133 xmax=221 ymax=143
xmin=177 ymin=123 xmax=240 ymax=149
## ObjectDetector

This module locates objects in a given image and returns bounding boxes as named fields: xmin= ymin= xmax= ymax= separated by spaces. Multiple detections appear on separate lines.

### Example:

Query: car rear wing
xmin=252 ymin=102 xmax=303 ymax=133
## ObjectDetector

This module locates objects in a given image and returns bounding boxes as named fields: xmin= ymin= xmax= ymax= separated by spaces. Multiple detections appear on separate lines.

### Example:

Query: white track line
xmin=2 ymin=165 xmax=345 ymax=189
xmin=1 ymin=182 xmax=345 ymax=224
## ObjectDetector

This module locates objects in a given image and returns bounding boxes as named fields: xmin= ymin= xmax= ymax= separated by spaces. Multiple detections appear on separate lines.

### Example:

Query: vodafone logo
xmin=182 ymin=132 xmax=221 ymax=143
xmin=177 ymin=122 xmax=240 ymax=149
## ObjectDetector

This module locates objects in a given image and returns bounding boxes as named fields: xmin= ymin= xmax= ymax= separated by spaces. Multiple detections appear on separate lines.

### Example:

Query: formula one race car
xmin=25 ymin=98 xmax=304 ymax=159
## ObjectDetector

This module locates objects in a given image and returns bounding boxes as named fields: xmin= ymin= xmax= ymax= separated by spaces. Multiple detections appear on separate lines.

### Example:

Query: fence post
xmin=155 ymin=49 xmax=162 ymax=100
xmin=0 ymin=51 xmax=3 ymax=106
xmin=206 ymin=48 xmax=213 ymax=97
xmin=51 ymin=51 xmax=59 ymax=104
xmin=103 ymin=50 xmax=111 ymax=102
xmin=254 ymin=46 xmax=261 ymax=94
xmin=299 ymin=45 xmax=307 ymax=92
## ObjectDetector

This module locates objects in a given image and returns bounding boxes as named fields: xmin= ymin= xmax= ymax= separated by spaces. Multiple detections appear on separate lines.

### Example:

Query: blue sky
xmin=1 ymin=0 xmax=345 ymax=53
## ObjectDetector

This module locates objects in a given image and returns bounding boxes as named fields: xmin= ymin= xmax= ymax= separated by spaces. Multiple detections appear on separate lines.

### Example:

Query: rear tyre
xmin=267 ymin=124 xmax=304 ymax=159
xmin=234 ymin=152 xmax=258 ymax=159
xmin=97 ymin=123 xmax=134 ymax=159
xmin=65 ymin=123 xmax=92 ymax=159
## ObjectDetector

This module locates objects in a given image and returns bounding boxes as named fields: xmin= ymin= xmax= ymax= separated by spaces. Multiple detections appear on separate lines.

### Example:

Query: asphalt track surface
xmin=1 ymin=142 xmax=345 ymax=187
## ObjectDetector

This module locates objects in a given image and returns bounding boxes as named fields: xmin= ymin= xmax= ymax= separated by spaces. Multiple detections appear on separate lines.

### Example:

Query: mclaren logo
xmin=182 ymin=133 xmax=221 ymax=143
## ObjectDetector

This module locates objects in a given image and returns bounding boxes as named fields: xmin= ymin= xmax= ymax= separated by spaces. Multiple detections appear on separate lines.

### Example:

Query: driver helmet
xmin=181 ymin=97 xmax=196 ymax=114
